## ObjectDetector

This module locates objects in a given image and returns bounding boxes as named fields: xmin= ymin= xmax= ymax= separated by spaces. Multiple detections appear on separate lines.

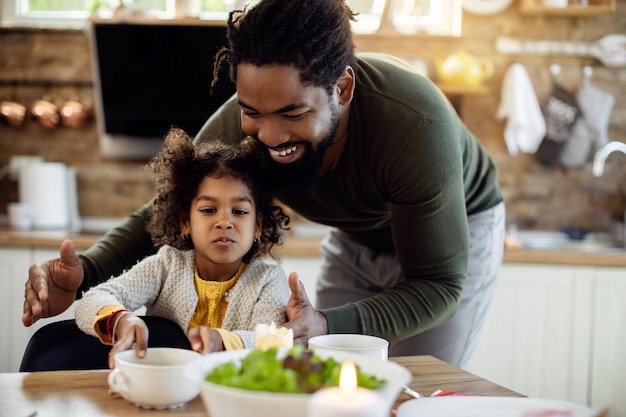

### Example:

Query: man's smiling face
xmin=235 ymin=63 xmax=341 ymax=192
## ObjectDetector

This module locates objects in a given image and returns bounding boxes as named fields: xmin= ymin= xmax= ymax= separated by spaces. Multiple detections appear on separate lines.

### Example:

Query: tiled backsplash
xmin=1 ymin=3 xmax=625 ymax=232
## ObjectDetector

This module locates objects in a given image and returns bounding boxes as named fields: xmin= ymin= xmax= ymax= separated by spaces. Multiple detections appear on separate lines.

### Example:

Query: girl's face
xmin=184 ymin=174 xmax=261 ymax=281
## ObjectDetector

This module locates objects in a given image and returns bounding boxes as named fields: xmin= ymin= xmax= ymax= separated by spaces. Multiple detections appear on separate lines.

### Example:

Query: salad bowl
xmin=184 ymin=347 xmax=411 ymax=417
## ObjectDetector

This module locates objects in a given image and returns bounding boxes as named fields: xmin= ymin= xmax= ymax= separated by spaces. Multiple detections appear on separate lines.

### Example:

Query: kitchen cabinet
xmin=0 ymin=247 xmax=78 ymax=373
xmin=520 ymin=0 xmax=615 ymax=15
xmin=1 ymin=248 xmax=32 ymax=373
xmin=465 ymin=263 xmax=626 ymax=417
xmin=591 ymin=269 xmax=626 ymax=417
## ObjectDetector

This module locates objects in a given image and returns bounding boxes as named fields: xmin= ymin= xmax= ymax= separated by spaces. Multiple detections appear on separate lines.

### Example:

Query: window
xmin=1 ymin=0 xmax=241 ymax=29
xmin=2 ymin=0 xmax=461 ymax=36
xmin=347 ymin=0 xmax=462 ymax=37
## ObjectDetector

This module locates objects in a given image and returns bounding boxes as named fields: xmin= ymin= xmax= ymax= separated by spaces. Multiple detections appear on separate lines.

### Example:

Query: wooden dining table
xmin=1 ymin=355 xmax=522 ymax=417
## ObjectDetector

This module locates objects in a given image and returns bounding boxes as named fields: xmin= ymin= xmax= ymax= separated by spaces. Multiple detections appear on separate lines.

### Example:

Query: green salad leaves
xmin=204 ymin=345 xmax=386 ymax=394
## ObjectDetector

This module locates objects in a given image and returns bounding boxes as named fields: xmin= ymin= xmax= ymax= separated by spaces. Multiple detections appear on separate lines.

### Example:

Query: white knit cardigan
xmin=75 ymin=245 xmax=290 ymax=348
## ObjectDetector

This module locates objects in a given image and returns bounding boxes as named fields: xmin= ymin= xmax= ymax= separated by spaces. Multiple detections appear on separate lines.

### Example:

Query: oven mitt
xmin=535 ymin=83 xmax=580 ymax=167
xmin=560 ymin=77 xmax=615 ymax=167
xmin=578 ymin=77 xmax=615 ymax=153
xmin=560 ymin=118 xmax=593 ymax=168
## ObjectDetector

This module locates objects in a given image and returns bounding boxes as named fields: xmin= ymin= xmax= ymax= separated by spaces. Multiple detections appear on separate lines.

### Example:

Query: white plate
xmin=462 ymin=0 xmax=513 ymax=15
xmin=397 ymin=396 xmax=597 ymax=417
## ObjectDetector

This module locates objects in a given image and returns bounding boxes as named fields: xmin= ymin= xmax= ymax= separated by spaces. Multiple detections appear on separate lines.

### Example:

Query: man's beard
xmin=266 ymin=109 xmax=340 ymax=194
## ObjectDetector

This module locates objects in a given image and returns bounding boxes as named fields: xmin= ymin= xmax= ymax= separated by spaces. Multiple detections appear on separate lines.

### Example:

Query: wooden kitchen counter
xmin=0 ymin=227 xmax=105 ymax=251
xmin=0 ymin=226 xmax=323 ymax=257
xmin=503 ymin=247 xmax=626 ymax=267
xmin=1 ymin=226 xmax=626 ymax=267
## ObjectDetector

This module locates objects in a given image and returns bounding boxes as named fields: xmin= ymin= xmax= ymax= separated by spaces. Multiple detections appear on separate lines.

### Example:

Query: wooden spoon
xmin=496 ymin=34 xmax=626 ymax=67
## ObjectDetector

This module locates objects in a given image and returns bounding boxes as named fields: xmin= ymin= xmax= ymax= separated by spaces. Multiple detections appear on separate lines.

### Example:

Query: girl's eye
xmin=233 ymin=209 xmax=249 ymax=215
xmin=200 ymin=208 xmax=216 ymax=214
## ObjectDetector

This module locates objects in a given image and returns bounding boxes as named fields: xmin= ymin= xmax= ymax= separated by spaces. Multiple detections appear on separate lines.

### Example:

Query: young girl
xmin=75 ymin=128 xmax=290 ymax=365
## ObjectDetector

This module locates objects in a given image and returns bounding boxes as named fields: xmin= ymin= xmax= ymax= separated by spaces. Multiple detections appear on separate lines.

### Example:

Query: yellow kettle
xmin=435 ymin=50 xmax=494 ymax=87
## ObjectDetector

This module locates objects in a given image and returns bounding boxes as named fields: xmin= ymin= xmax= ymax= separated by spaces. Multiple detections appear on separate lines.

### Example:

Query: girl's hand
xmin=188 ymin=326 xmax=224 ymax=354
xmin=108 ymin=313 xmax=149 ymax=369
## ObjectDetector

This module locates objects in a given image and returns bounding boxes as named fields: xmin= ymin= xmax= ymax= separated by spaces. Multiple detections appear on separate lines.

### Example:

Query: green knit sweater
xmin=79 ymin=53 xmax=502 ymax=342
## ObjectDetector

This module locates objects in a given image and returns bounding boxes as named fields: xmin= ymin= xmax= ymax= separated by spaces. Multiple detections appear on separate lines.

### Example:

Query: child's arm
xmin=93 ymin=305 xmax=127 ymax=344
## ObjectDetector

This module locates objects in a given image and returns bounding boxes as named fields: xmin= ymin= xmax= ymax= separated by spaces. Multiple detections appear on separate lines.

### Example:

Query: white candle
xmin=307 ymin=360 xmax=387 ymax=417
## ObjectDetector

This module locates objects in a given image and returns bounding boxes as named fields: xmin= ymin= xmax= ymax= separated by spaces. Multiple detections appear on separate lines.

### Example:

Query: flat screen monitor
xmin=90 ymin=20 xmax=236 ymax=159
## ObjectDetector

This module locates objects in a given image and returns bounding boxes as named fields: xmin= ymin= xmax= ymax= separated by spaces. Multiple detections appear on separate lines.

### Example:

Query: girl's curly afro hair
xmin=145 ymin=128 xmax=290 ymax=262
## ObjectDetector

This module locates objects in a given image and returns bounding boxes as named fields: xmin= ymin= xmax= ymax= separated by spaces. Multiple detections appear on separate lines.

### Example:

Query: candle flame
xmin=339 ymin=360 xmax=357 ymax=392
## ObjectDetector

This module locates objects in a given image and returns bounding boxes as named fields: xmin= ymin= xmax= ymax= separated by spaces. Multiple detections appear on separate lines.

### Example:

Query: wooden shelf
xmin=520 ymin=0 xmax=615 ymax=15
xmin=437 ymin=84 xmax=490 ymax=117
xmin=89 ymin=16 xmax=227 ymax=26
xmin=437 ymin=84 xmax=490 ymax=96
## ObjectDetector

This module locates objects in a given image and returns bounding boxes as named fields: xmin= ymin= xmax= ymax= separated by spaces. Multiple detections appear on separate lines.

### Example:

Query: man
xmin=23 ymin=0 xmax=504 ymax=367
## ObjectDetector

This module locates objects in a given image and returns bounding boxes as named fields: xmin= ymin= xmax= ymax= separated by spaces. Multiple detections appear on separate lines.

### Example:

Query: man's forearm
xmin=77 ymin=203 xmax=157 ymax=296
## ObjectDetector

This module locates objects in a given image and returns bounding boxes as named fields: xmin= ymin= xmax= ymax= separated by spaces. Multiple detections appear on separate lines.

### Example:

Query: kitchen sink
xmin=516 ymin=230 xmax=626 ymax=254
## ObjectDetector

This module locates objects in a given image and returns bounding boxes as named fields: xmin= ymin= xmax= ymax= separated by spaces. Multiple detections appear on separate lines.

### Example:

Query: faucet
xmin=592 ymin=141 xmax=626 ymax=177
xmin=592 ymin=141 xmax=626 ymax=248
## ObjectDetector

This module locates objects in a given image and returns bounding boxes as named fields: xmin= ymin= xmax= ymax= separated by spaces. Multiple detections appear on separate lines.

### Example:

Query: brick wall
xmin=1 ymin=0 xmax=625 ymax=232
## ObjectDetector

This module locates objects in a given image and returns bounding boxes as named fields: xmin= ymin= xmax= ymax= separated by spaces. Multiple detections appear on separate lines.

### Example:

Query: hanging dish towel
xmin=560 ymin=75 xmax=615 ymax=168
xmin=535 ymin=83 xmax=580 ymax=167
xmin=560 ymin=118 xmax=593 ymax=168
xmin=496 ymin=63 xmax=546 ymax=156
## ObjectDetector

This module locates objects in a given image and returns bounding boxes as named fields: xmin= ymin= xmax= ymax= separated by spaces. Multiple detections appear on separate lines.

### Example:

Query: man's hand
xmin=22 ymin=239 xmax=84 ymax=327
xmin=188 ymin=326 xmax=224 ymax=354
xmin=284 ymin=272 xmax=328 ymax=345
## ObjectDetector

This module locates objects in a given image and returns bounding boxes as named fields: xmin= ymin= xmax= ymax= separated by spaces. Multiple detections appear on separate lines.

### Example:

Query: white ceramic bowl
xmin=184 ymin=348 xmax=411 ymax=417
xmin=108 ymin=347 xmax=202 ymax=409
xmin=308 ymin=334 xmax=389 ymax=361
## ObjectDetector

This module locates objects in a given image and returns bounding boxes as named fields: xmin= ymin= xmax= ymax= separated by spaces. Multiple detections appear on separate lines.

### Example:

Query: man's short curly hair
xmin=146 ymin=128 xmax=290 ymax=262
xmin=213 ymin=0 xmax=358 ymax=95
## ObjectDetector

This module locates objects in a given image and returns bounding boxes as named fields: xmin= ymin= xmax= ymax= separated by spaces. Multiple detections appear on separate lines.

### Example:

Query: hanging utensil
xmin=496 ymin=34 xmax=626 ymax=67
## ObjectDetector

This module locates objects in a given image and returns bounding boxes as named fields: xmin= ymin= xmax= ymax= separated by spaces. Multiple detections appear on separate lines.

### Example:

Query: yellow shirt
xmin=189 ymin=263 xmax=246 ymax=350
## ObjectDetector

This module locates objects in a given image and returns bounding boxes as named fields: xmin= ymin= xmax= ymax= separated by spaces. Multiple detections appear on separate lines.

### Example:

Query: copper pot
xmin=31 ymin=99 xmax=61 ymax=129
xmin=60 ymin=99 xmax=89 ymax=128
xmin=1 ymin=100 xmax=27 ymax=127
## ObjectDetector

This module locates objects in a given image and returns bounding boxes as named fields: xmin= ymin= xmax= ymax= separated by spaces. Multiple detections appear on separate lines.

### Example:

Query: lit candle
xmin=307 ymin=360 xmax=387 ymax=417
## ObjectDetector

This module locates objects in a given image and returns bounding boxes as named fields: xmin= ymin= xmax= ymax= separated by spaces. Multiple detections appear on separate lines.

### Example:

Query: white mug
xmin=108 ymin=347 xmax=202 ymax=409
xmin=7 ymin=202 xmax=34 ymax=231
xmin=308 ymin=334 xmax=389 ymax=361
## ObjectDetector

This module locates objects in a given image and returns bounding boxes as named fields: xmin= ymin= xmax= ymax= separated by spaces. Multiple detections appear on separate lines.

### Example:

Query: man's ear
xmin=336 ymin=66 xmax=355 ymax=105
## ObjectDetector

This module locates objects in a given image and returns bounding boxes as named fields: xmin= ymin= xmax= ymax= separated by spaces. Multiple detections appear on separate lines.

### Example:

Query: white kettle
xmin=18 ymin=161 xmax=81 ymax=231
